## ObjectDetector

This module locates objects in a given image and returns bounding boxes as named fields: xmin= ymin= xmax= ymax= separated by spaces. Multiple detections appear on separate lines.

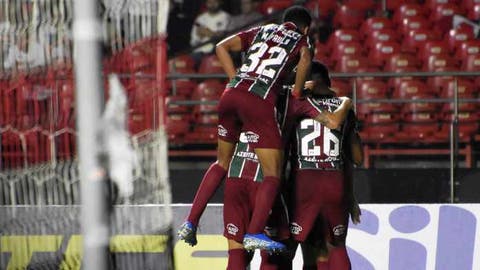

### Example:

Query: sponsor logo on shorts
xmin=290 ymin=222 xmax=303 ymax=235
xmin=242 ymin=131 xmax=259 ymax=143
xmin=218 ymin=125 xmax=228 ymax=137
xmin=227 ymin=223 xmax=239 ymax=236
xmin=333 ymin=225 xmax=346 ymax=236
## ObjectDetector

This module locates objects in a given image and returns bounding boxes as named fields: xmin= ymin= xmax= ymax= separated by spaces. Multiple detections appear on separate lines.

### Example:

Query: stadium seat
xmin=357 ymin=80 xmax=389 ymax=99
xmin=195 ymin=113 xmax=218 ymax=125
xmin=361 ymin=113 xmax=400 ymax=141
xmin=402 ymin=95 xmax=438 ymax=113
xmin=184 ymin=125 xmax=217 ymax=144
xmin=400 ymin=16 xmax=432 ymax=36
xmin=392 ymin=80 xmax=434 ymax=99
xmin=402 ymin=29 xmax=440 ymax=53
xmin=463 ymin=0 xmax=480 ymax=10
xmin=386 ymin=53 xmax=420 ymax=71
xmin=344 ymin=0 xmax=376 ymax=11
xmin=166 ymin=95 xmax=191 ymax=114
xmin=334 ymin=55 xmax=369 ymax=72
xmin=360 ymin=17 xmax=394 ymax=38
xmin=440 ymin=78 xmax=477 ymax=98
xmin=326 ymin=29 xmax=361 ymax=50
xmin=386 ymin=66 xmax=417 ymax=90
xmin=426 ymin=0 xmax=460 ymax=11
xmin=1 ymin=130 xmax=25 ymax=169
xmin=367 ymin=41 xmax=402 ymax=67
xmin=166 ymin=114 xmax=191 ymax=142
xmin=401 ymin=112 xmax=440 ymax=140
xmin=169 ymin=79 xmax=197 ymax=96
xmin=356 ymin=102 xmax=398 ymax=118
xmin=168 ymin=54 xmax=195 ymax=73
xmin=386 ymin=0 xmax=420 ymax=11
xmin=365 ymin=29 xmax=400 ymax=50
xmin=393 ymin=4 xmax=427 ymax=26
xmin=440 ymin=112 xmax=480 ymax=139
xmin=461 ymin=54 xmax=480 ymax=71
xmin=418 ymin=40 xmax=451 ymax=63
xmin=423 ymin=54 xmax=459 ymax=71
xmin=467 ymin=3 xmax=480 ymax=20
xmin=455 ymin=40 xmax=480 ymax=60
xmin=331 ymin=42 xmax=364 ymax=66
xmin=259 ymin=0 xmax=293 ymax=15
xmin=198 ymin=54 xmax=224 ymax=74
xmin=353 ymin=66 xmax=382 ymax=85
xmin=431 ymin=4 xmax=463 ymax=35
xmin=333 ymin=5 xmax=366 ymax=29
xmin=330 ymin=79 xmax=352 ymax=97
xmin=191 ymin=79 xmax=224 ymax=99
xmin=446 ymin=28 xmax=475 ymax=52
xmin=305 ymin=0 xmax=337 ymax=19
xmin=193 ymin=96 xmax=218 ymax=115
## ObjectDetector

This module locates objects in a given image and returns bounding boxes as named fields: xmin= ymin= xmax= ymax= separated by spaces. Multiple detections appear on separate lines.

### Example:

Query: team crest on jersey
xmin=333 ymin=225 xmax=346 ymax=236
xmin=227 ymin=223 xmax=239 ymax=235
xmin=290 ymin=222 xmax=303 ymax=235
xmin=218 ymin=125 xmax=228 ymax=137
xmin=240 ymin=131 xmax=259 ymax=143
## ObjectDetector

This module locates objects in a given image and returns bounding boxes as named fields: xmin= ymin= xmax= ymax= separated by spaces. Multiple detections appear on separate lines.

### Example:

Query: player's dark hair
xmin=310 ymin=61 xmax=331 ymax=87
xmin=282 ymin=6 xmax=312 ymax=30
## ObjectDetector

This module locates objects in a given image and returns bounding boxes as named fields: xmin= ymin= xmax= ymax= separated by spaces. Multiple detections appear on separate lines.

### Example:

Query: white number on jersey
xmin=300 ymin=119 xmax=340 ymax=157
xmin=240 ymin=42 xmax=287 ymax=79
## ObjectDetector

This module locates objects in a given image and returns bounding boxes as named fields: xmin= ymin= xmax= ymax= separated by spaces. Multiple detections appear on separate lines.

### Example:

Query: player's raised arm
xmin=314 ymin=97 xmax=352 ymax=130
xmin=292 ymin=46 xmax=312 ymax=98
xmin=215 ymin=34 xmax=242 ymax=80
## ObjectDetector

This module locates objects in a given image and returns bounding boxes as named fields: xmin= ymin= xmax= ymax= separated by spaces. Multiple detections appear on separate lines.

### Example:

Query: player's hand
xmin=304 ymin=80 xmax=315 ymax=90
xmin=349 ymin=197 xmax=361 ymax=225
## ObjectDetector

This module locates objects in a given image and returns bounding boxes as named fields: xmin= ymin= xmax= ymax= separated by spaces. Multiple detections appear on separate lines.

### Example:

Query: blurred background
xmin=1 ymin=0 xmax=480 ymax=204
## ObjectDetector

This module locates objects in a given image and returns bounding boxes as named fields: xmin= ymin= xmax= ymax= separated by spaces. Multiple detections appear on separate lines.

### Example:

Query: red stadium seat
xmin=259 ymin=0 xmax=293 ymax=15
xmin=386 ymin=0 xmax=420 ymax=11
xmin=463 ymin=0 xmax=480 ymax=10
xmin=191 ymin=79 xmax=224 ymax=99
xmin=195 ymin=113 xmax=219 ymax=125
xmin=461 ymin=54 xmax=480 ymax=71
xmin=168 ymin=54 xmax=195 ymax=73
xmin=360 ymin=17 xmax=394 ymax=38
xmin=426 ymin=0 xmax=460 ymax=11
xmin=386 ymin=53 xmax=420 ymax=71
xmin=305 ymin=0 xmax=338 ymax=19
xmin=431 ymin=4 xmax=463 ymax=35
xmin=331 ymin=42 xmax=364 ymax=66
xmin=333 ymin=5 xmax=366 ymax=29
xmin=193 ymin=96 xmax=218 ymax=115
xmin=166 ymin=114 xmax=191 ymax=141
xmin=402 ymin=95 xmax=438 ymax=113
xmin=166 ymin=95 xmax=191 ymax=114
xmin=401 ymin=112 xmax=440 ymax=140
xmin=357 ymin=80 xmax=389 ymax=99
xmin=454 ymin=40 xmax=480 ymax=60
xmin=400 ymin=16 xmax=432 ymax=36
xmin=334 ymin=55 xmax=369 ymax=72
xmin=326 ymin=29 xmax=361 ymax=50
xmin=344 ymin=0 xmax=376 ymax=11
xmin=185 ymin=125 xmax=218 ymax=144
xmin=365 ymin=29 xmax=400 ymax=50
xmin=352 ymin=66 xmax=382 ymax=85
xmin=423 ymin=54 xmax=459 ymax=71
xmin=392 ymin=80 xmax=434 ymax=99
xmin=356 ymin=102 xmax=398 ymax=117
xmin=393 ymin=4 xmax=427 ymax=26
xmin=367 ymin=41 xmax=402 ymax=67
xmin=402 ymin=29 xmax=440 ymax=53
xmin=440 ymin=78 xmax=477 ymax=98
xmin=446 ymin=28 xmax=475 ymax=52
xmin=198 ymin=54 xmax=224 ymax=74
xmin=467 ymin=4 xmax=480 ymax=20
xmin=418 ymin=40 xmax=451 ymax=63
xmin=386 ymin=66 xmax=417 ymax=90
xmin=169 ymin=79 xmax=197 ymax=96
xmin=361 ymin=113 xmax=400 ymax=141
xmin=314 ymin=41 xmax=328 ymax=59
xmin=330 ymin=79 xmax=352 ymax=97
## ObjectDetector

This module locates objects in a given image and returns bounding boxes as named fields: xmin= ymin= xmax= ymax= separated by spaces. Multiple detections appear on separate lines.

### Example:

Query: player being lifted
xmin=178 ymin=6 xmax=351 ymax=251
xmin=287 ymin=61 xmax=361 ymax=270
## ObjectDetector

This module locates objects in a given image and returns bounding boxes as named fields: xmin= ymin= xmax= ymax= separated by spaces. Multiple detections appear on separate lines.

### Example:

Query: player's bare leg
xmin=178 ymin=139 xmax=235 ymax=246
xmin=243 ymin=148 xmax=286 ymax=252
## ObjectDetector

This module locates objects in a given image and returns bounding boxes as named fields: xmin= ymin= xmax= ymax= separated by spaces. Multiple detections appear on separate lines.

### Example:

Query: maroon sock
xmin=227 ymin=249 xmax=248 ymax=270
xmin=187 ymin=163 xmax=226 ymax=226
xmin=316 ymin=260 xmax=329 ymax=270
xmin=329 ymin=247 xmax=351 ymax=270
xmin=247 ymin=177 xmax=280 ymax=234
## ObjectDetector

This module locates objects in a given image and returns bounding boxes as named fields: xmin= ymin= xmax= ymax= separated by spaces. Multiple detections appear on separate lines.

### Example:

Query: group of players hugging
xmin=177 ymin=5 xmax=362 ymax=270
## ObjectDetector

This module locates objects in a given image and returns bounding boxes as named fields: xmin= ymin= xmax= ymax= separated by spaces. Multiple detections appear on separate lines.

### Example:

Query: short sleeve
xmin=290 ymin=98 xmax=321 ymax=120
xmin=236 ymin=26 xmax=261 ymax=51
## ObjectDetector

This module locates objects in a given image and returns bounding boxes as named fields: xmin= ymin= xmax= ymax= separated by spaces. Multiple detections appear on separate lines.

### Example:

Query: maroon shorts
xmin=223 ymin=177 xmax=290 ymax=243
xmin=218 ymin=87 xmax=282 ymax=149
xmin=290 ymin=170 xmax=349 ymax=243
xmin=223 ymin=177 xmax=260 ymax=243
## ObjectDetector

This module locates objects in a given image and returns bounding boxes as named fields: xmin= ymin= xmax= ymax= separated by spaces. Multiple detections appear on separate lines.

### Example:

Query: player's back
xmin=291 ymin=96 xmax=354 ymax=170
xmin=231 ymin=23 xmax=308 ymax=104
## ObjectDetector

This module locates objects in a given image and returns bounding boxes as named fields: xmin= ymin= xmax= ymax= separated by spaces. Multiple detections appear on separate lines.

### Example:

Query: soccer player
xmin=179 ymin=6 xmax=352 ymax=251
xmin=287 ymin=61 xmax=361 ymax=270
